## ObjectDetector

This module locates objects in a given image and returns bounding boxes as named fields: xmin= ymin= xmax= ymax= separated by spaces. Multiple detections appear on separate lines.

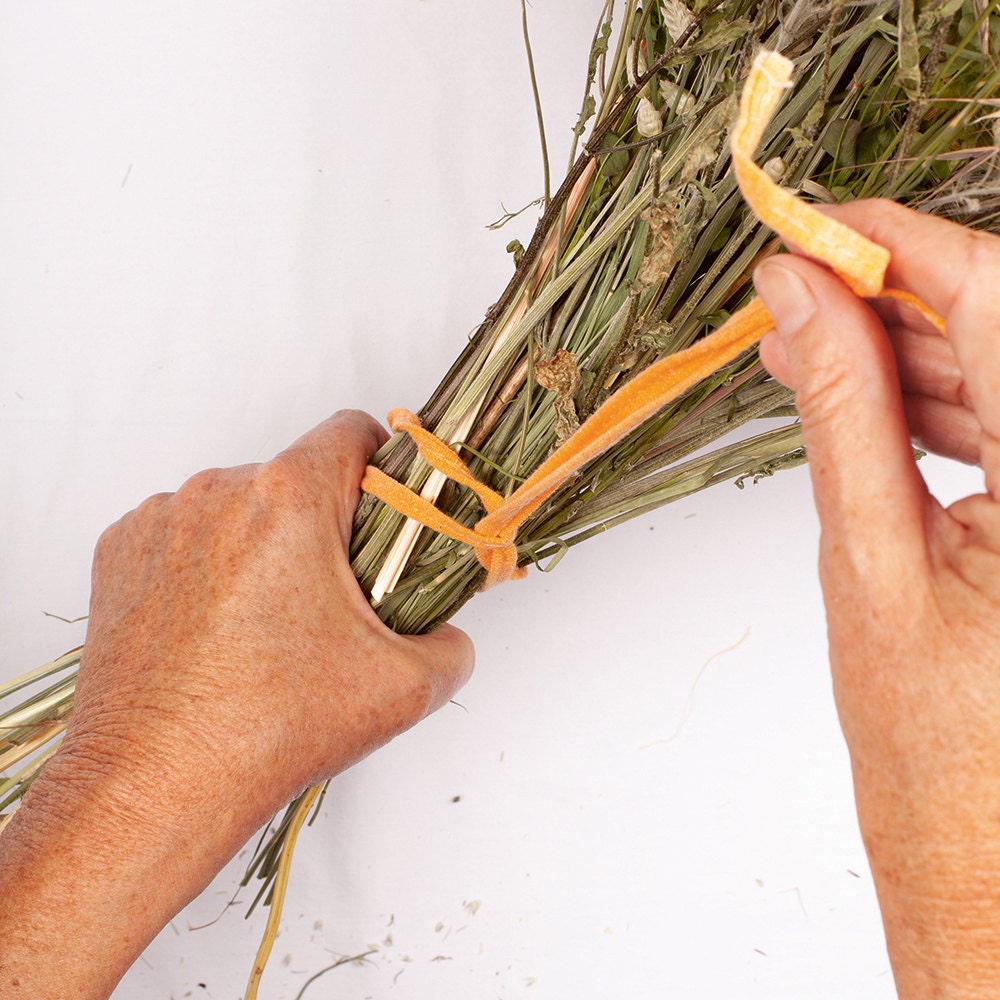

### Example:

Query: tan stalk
xmin=242 ymin=784 xmax=321 ymax=1000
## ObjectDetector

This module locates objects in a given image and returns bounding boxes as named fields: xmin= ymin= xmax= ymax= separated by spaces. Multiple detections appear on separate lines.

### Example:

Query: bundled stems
xmin=3 ymin=0 xmax=1000 ymax=993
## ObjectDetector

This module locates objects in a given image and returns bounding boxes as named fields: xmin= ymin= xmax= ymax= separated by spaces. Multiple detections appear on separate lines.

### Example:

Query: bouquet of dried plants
xmin=3 ymin=0 xmax=1000 ymax=993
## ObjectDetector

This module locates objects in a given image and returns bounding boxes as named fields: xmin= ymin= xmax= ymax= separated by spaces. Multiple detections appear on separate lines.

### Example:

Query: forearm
xmin=0 ymin=747 xmax=240 ymax=999
xmin=852 ymin=760 xmax=1000 ymax=1000
xmin=876 ymin=882 xmax=1000 ymax=1000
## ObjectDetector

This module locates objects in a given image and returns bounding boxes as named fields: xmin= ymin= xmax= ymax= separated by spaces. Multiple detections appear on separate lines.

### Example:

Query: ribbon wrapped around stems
xmin=361 ymin=50 xmax=946 ymax=592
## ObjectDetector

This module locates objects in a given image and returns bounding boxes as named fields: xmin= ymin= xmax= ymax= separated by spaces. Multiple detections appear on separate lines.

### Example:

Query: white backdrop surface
xmin=0 ymin=4 xmax=986 ymax=999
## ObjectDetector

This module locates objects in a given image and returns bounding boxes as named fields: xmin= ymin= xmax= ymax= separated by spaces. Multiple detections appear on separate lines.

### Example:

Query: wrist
xmin=0 ymin=740 xmax=245 ymax=998
xmin=877 ymin=886 xmax=1000 ymax=1000
xmin=851 ymin=764 xmax=1000 ymax=999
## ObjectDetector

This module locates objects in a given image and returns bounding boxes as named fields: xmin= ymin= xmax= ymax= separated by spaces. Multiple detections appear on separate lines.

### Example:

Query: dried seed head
xmin=636 ymin=97 xmax=662 ymax=138
xmin=661 ymin=0 xmax=696 ymax=43
xmin=763 ymin=156 xmax=786 ymax=182
xmin=680 ymin=140 xmax=719 ymax=184
xmin=658 ymin=79 xmax=696 ymax=116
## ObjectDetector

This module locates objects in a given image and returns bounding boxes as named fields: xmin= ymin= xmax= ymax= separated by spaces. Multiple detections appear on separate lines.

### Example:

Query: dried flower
xmin=636 ymin=96 xmax=663 ymax=137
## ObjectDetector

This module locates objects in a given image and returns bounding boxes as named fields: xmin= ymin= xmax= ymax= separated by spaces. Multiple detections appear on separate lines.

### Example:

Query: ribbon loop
xmin=360 ymin=413 xmax=526 ymax=589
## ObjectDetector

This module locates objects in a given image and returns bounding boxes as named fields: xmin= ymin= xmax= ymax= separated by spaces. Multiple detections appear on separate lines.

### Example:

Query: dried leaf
xmin=535 ymin=350 xmax=583 ymax=446
xmin=573 ymin=94 xmax=597 ymax=138
xmin=638 ymin=200 xmax=679 ymax=286
xmin=598 ymin=131 xmax=629 ymax=180
xmin=898 ymin=0 xmax=921 ymax=100
xmin=919 ymin=0 xmax=967 ymax=31
xmin=684 ymin=17 xmax=752 ymax=56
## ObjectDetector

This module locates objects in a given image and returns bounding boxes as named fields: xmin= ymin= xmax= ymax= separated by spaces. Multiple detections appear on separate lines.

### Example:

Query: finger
xmin=818 ymin=200 xmax=986 ymax=315
xmin=883 ymin=323 xmax=979 ymax=462
xmin=870 ymin=293 xmax=953 ymax=341
xmin=903 ymin=394 xmax=981 ymax=465
xmin=400 ymin=622 xmax=476 ymax=715
xmin=277 ymin=409 xmax=388 ymax=545
xmin=282 ymin=408 xmax=389 ymax=465
xmin=819 ymin=200 xmax=1000 ymax=485
xmin=764 ymin=317 xmax=980 ymax=463
xmin=885 ymin=324 xmax=966 ymax=407
xmin=753 ymin=255 xmax=931 ymax=588
xmin=758 ymin=328 xmax=791 ymax=386
xmin=758 ymin=255 xmax=964 ymax=398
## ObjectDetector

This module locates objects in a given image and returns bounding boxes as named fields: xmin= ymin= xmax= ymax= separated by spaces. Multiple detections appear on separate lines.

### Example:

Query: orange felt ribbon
xmin=361 ymin=408 xmax=527 ymax=586
xmin=361 ymin=49 xmax=946 ymax=592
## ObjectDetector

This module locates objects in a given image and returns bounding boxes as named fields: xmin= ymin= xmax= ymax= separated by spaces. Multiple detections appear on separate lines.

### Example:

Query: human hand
xmin=754 ymin=200 xmax=1000 ymax=999
xmin=0 ymin=409 xmax=474 ymax=999
xmin=74 ymin=407 xmax=473 ymax=829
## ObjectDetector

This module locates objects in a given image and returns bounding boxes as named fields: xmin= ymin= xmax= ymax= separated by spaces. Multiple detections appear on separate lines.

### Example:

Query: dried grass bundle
xmin=3 ymin=0 xmax=1000 ymax=993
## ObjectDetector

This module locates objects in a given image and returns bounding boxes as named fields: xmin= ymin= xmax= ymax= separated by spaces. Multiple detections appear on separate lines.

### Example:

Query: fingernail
xmin=753 ymin=259 xmax=818 ymax=340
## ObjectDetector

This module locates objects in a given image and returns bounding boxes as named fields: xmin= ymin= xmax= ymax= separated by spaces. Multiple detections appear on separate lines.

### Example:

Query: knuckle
xmin=175 ymin=467 xmax=228 ymax=504
xmin=93 ymin=491 xmax=171 ymax=565
xmin=92 ymin=519 xmax=122 ymax=566
xmin=133 ymin=490 xmax=173 ymax=520
xmin=965 ymin=228 xmax=1000 ymax=287
xmin=250 ymin=457 xmax=315 ymax=516
xmin=163 ymin=469 xmax=234 ymax=534
xmin=949 ymin=229 xmax=1000 ymax=326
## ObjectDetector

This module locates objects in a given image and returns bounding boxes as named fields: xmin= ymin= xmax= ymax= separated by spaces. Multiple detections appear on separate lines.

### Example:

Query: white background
xmin=0 ymin=3 xmax=986 ymax=998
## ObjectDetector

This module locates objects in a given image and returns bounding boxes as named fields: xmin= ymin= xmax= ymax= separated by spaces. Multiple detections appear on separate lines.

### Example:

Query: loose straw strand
xmin=244 ymin=785 xmax=322 ymax=1000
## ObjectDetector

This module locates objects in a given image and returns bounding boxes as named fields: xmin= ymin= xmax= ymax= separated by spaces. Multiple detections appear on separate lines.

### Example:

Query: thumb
xmin=400 ymin=622 xmax=476 ymax=716
xmin=753 ymin=255 xmax=930 ymax=590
